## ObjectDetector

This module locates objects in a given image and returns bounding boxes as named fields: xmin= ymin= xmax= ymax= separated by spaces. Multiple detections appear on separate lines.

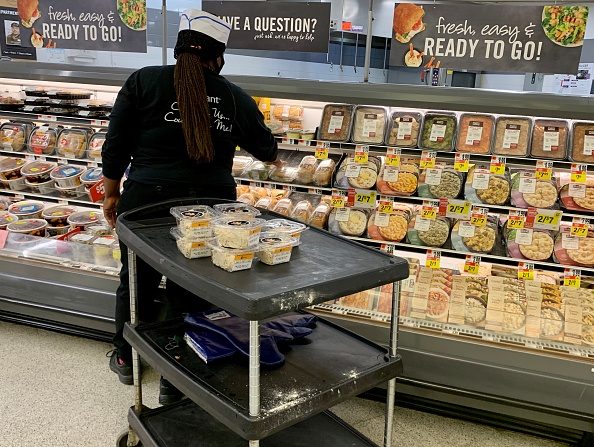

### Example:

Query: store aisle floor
xmin=0 ymin=321 xmax=569 ymax=447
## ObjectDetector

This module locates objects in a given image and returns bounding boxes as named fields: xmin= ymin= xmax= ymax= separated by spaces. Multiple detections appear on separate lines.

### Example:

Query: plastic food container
xmin=80 ymin=167 xmax=103 ymax=186
xmin=42 ymin=205 xmax=77 ymax=227
xmin=50 ymin=164 xmax=84 ymax=188
xmin=290 ymin=200 xmax=314 ymax=223
xmin=0 ymin=211 xmax=18 ymax=230
xmin=309 ymin=202 xmax=331 ymax=229
xmin=93 ymin=235 xmax=119 ymax=267
xmin=28 ymin=125 xmax=59 ymax=155
xmin=455 ymin=114 xmax=494 ymax=154
xmin=506 ymin=228 xmax=555 ymax=261
xmin=0 ymin=122 xmax=30 ymax=152
xmin=237 ymin=193 xmax=256 ymax=206
xmin=170 ymin=205 xmax=216 ymax=238
xmin=300 ymin=130 xmax=316 ymax=141
xmin=9 ymin=200 xmax=44 ymax=219
xmin=56 ymin=129 xmax=88 ymax=159
xmin=451 ymin=215 xmax=499 ymax=254
xmin=55 ymin=183 xmax=86 ymax=198
xmin=170 ymin=227 xmax=212 ymax=259
xmin=272 ymin=105 xmax=303 ymax=121
xmin=258 ymin=233 xmax=296 ymax=265
xmin=366 ymin=205 xmax=411 ymax=243
xmin=271 ymin=198 xmax=294 ymax=217
xmin=87 ymin=132 xmax=106 ymax=161
xmin=0 ymin=197 xmax=9 ymax=211
xmin=67 ymin=210 xmax=102 ymax=229
xmin=417 ymin=166 xmax=464 ymax=199
xmin=335 ymin=156 xmax=381 ymax=190
xmin=0 ymin=91 xmax=24 ymax=109
xmin=0 ymin=157 xmax=26 ymax=180
xmin=262 ymin=218 xmax=308 ymax=244
xmin=557 ymin=173 xmax=594 ymax=212
xmin=317 ymin=104 xmax=354 ymax=142
xmin=213 ymin=203 xmax=260 ymax=219
xmin=68 ymin=233 xmax=96 ymax=263
xmin=4 ymin=176 xmax=26 ymax=191
xmin=420 ymin=113 xmax=457 ymax=151
xmin=376 ymin=160 xmax=419 ymax=197
xmin=213 ymin=217 xmax=264 ymax=249
xmin=209 ymin=240 xmax=258 ymax=272
xmin=312 ymin=158 xmax=336 ymax=187
xmin=328 ymin=208 xmax=369 ymax=237
xmin=351 ymin=106 xmax=387 ymax=144
xmin=6 ymin=218 xmax=47 ymax=237
xmin=295 ymin=155 xmax=318 ymax=185
xmin=254 ymin=197 xmax=275 ymax=210
xmin=232 ymin=156 xmax=253 ymax=177
xmin=86 ymin=224 xmax=112 ymax=237
xmin=24 ymin=178 xmax=54 ymax=194
xmin=269 ymin=165 xmax=298 ymax=183
xmin=510 ymin=171 xmax=558 ymax=209
xmin=530 ymin=120 xmax=569 ymax=160
xmin=492 ymin=116 xmax=532 ymax=156
xmin=21 ymin=160 xmax=56 ymax=184
xmin=553 ymin=225 xmax=594 ymax=267
xmin=242 ymin=161 xmax=274 ymax=181
xmin=46 ymin=225 xmax=71 ymax=237
xmin=464 ymin=166 xmax=511 ymax=206
xmin=407 ymin=211 xmax=451 ymax=248
xmin=385 ymin=111 xmax=422 ymax=147
xmin=570 ymin=122 xmax=594 ymax=163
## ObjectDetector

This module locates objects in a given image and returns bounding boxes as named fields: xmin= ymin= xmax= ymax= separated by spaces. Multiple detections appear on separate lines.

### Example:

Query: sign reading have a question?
xmin=203 ymin=1 xmax=331 ymax=53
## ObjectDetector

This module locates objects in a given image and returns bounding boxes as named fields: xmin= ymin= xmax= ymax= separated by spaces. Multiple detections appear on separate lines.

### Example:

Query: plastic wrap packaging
xmin=6 ymin=218 xmax=47 ymax=237
xmin=312 ymin=158 xmax=336 ymax=187
xmin=0 ymin=157 xmax=26 ymax=180
xmin=80 ymin=167 xmax=103 ymax=186
xmin=557 ymin=173 xmax=594 ymax=212
xmin=42 ymin=205 xmax=77 ymax=227
xmin=376 ymin=160 xmax=419 ymax=197
xmin=334 ymin=156 xmax=381 ymax=190
xmin=87 ymin=131 xmax=106 ymax=161
xmin=271 ymin=198 xmax=294 ymax=217
xmin=242 ymin=161 xmax=275 ymax=181
xmin=366 ymin=204 xmax=412 ymax=242
xmin=262 ymin=219 xmax=307 ymax=244
xmin=570 ymin=122 xmax=594 ymax=163
xmin=451 ymin=215 xmax=499 ymax=254
xmin=232 ymin=156 xmax=253 ymax=177
xmin=295 ymin=155 xmax=318 ymax=185
xmin=351 ymin=106 xmax=387 ymax=144
xmin=317 ymin=104 xmax=354 ymax=142
xmin=455 ymin=114 xmax=494 ymax=154
xmin=170 ymin=205 xmax=216 ymax=238
xmin=309 ymin=202 xmax=331 ymax=229
xmin=505 ymin=227 xmax=555 ymax=261
xmin=237 ymin=193 xmax=257 ymax=205
xmin=254 ymin=196 xmax=276 ymax=210
xmin=510 ymin=170 xmax=558 ymax=209
xmin=213 ymin=217 xmax=264 ymax=249
xmin=290 ymin=200 xmax=314 ymax=223
xmin=553 ymin=224 xmax=594 ymax=267
xmin=530 ymin=119 xmax=569 ymax=160
xmin=0 ymin=122 xmax=30 ymax=152
xmin=8 ymin=200 xmax=44 ymax=219
xmin=269 ymin=165 xmax=298 ymax=183
xmin=28 ymin=125 xmax=59 ymax=155
xmin=385 ymin=111 xmax=421 ymax=147
xmin=492 ymin=116 xmax=532 ymax=156
xmin=419 ymin=113 xmax=457 ymax=151
xmin=56 ymin=128 xmax=89 ymax=159
xmin=406 ymin=211 xmax=451 ymax=248
xmin=417 ymin=165 xmax=464 ymax=199
xmin=328 ymin=208 xmax=369 ymax=237
xmin=465 ymin=165 xmax=511 ymax=205
xmin=272 ymin=105 xmax=303 ymax=122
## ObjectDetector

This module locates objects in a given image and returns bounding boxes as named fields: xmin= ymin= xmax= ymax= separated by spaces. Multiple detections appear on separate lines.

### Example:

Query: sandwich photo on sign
xmin=393 ymin=3 xmax=425 ymax=43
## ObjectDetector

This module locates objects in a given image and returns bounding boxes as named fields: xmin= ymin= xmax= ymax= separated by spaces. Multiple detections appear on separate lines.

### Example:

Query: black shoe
xmin=108 ymin=349 xmax=133 ymax=385
xmin=159 ymin=377 xmax=183 ymax=405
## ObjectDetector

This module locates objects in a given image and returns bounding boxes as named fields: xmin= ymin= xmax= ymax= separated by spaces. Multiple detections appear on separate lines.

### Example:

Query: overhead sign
xmin=203 ymin=1 xmax=331 ymax=53
xmin=390 ymin=3 xmax=588 ymax=73
xmin=15 ymin=0 xmax=147 ymax=52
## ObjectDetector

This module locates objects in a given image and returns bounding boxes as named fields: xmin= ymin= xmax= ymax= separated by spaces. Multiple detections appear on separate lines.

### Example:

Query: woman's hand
xmin=103 ymin=195 xmax=119 ymax=229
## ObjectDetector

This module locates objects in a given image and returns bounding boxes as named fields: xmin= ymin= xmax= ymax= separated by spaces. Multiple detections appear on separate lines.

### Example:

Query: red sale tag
xmin=89 ymin=178 xmax=105 ymax=203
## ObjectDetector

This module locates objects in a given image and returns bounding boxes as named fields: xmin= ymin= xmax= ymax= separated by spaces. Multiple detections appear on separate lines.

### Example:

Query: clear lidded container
xmin=351 ymin=106 xmax=388 ymax=145
xmin=262 ymin=218 xmax=308 ymax=245
xmin=80 ymin=167 xmax=103 ymax=186
xmin=56 ymin=128 xmax=89 ymax=159
xmin=42 ymin=205 xmax=77 ymax=227
xmin=258 ymin=232 xmax=296 ymax=265
xmin=213 ymin=216 xmax=264 ymax=249
xmin=530 ymin=119 xmax=569 ymax=160
xmin=0 ymin=122 xmax=31 ymax=152
xmin=419 ymin=113 xmax=457 ymax=151
xmin=67 ymin=210 xmax=102 ymax=229
xmin=0 ymin=157 xmax=26 ymax=181
xmin=492 ymin=116 xmax=532 ymax=156
xmin=385 ymin=111 xmax=422 ymax=147
xmin=455 ymin=113 xmax=495 ymax=154
xmin=209 ymin=240 xmax=258 ymax=272
xmin=170 ymin=205 xmax=216 ymax=238
xmin=170 ymin=227 xmax=212 ymax=259
xmin=28 ymin=125 xmax=59 ymax=155
xmin=232 ymin=156 xmax=254 ymax=177
xmin=0 ymin=211 xmax=18 ymax=230
xmin=50 ymin=164 xmax=84 ymax=188
xmin=20 ymin=160 xmax=56 ymax=184
xmin=317 ymin=104 xmax=354 ymax=142
xmin=6 ymin=218 xmax=47 ymax=237
xmin=213 ymin=203 xmax=260 ymax=219
xmin=87 ymin=131 xmax=106 ymax=161
xmin=8 ymin=200 xmax=44 ymax=219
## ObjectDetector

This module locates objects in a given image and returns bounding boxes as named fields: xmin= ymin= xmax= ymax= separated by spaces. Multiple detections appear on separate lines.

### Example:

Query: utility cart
xmin=116 ymin=198 xmax=408 ymax=447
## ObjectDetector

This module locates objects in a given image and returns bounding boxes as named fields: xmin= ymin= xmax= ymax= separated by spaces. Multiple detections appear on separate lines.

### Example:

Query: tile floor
xmin=0 ymin=321 xmax=570 ymax=447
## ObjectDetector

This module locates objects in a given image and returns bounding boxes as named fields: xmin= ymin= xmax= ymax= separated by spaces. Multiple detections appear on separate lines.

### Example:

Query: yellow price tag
xmin=315 ymin=148 xmax=329 ymax=160
xmin=517 ymin=262 xmax=535 ymax=281
xmin=454 ymin=153 xmax=470 ymax=173
xmin=534 ymin=211 xmax=561 ymax=229
xmin=386 ymin=148 xmax=401 ymax=167
xmin=508 ymin=211 xmax=526 ymax=229
xmin=464 ymin=256 xmax=481 ymax=275
xmin=354 ymin=190 xmax=377 ymax=208
xmin=446 ymin=200 xmax=470 ymax=219
xmin=354 ymin=145 xmax=369 ymax=164
xmin=571 ymin=225 xmax=588 ymax=238
xmin=331 ymin=194 xmax=346 ymax=208
xmin=571 ymin=164 xmax=587 ymax=183
xmin=420 ymin=151 xmax=436 ymax=169
xmin=490 ymin=156 xmax=506 ymax=175
xmin=426 ymin=250 xmax=441 ymax=269
xmin=377 ymin=200 xmax=393 ymax=214
xmin=564 ymin=277 xmax=581 ymax=288
xmin=235 ymin=145 xmax=241 ymax=152
xmin=535 ymin=161 xmax=553 ymax=181
xmin=421 ymin=206 xmax=437 ymax=220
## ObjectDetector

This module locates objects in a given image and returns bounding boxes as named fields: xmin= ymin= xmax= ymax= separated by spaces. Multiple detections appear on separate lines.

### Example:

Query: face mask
xmin=215 ymin=55 xmax=225 ymax=74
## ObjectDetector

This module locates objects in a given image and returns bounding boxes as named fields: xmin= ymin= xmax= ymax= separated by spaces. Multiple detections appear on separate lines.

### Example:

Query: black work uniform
xmin=102 ymin=65 xmax=278 ymax=360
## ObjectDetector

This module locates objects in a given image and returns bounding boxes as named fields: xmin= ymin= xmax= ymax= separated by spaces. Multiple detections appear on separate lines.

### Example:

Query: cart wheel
xmin=116 ymin=430 xmax=142 ymax=447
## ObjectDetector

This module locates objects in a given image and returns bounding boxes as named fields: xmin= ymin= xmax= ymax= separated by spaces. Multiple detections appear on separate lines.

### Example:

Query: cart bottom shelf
xmin=128 ymin=400 xmax=379 ymax=447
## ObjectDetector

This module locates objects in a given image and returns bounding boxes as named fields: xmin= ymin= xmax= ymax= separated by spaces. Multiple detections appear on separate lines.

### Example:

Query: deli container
xmin=213 ymin=203 xmax=260 ymax=219
xmin=308 ymin=202 xmax=331 ymax=229
xmin=67 ymin=210 xmax=102 ymax=230
xmin=0 ymin=197 xmax=9 ymax=211
xmin=0 ymin=211 xmax=18 ymax=230
xmin=4 ymin=176 xmax=26 ymax=191
xmin=269 ymin=165 xmax=298 ymax=183
xmin=42 ymin=205 xmax=77 ymax=227
xmin=351 ymin=106 xmax=388 ymax=144
xmin=419 ymin=113 xmax=457 ymax=151
xmin=209 ymin=240 xmax=258 ymax=272
xmin=290 ymin=200 xmax=314 ymax=223
xmin=56 ymin=128 xmax=89 ymax=159
xmin=385 ymin=111 xmax=422 ymax=147
xmin=328 ymin=208 xmax=369 ymax=237
xmin=272 ymin=105 xmax=303 ymax=122
xmin=451 ymin=215 xmax=499 ymax=254
xmin=237 ymin=193 xmax=256 ymax=206
xmin=376 ymin=159 xmax=419 ymax=197
xmin=9 ymin=200 xmax=44 ymax=219
xmin=47 ymin=225 xmax=71 ymax=237
xmin=455 ymin=114 xmax=494 ymax=154
xmin=465 ymin=165 xmax=511 ymax=206
xmin=86 ymin=224 xmax=112 ymax=237
xmin=232 ymin=156 xmax=253 ymax=177
xmin=334 ymin=156 xmax=381 ymax=190
xmin=87 ymin=132 xmax=106 ymax=161
xmin=213 ymin=216 xmax=264 ymax=249
xmin=170 ymin=227 xmax=212 ymax=259
xmin=492 ymin=116 xmax=532 ymax=156
xmin=407 ymin=209 xmax=451 ymax=248
xmin=505 ymin=227 xmax=555 ymax=261
xmin=80 ymin=167 xmax=103 ymax=186
xmin=262 ymin=218 xmax=308 ymax=244
xmin=510 ymin=171 xmax=558 ymax=209
xmin=295 ymin=155 xmax=318 ymax=185
xmin=0 ymin=157 xmax=26 ymax=181
xmin=557 ymin=173 xmax=594 ymax=212
xmin=271 ymin=198 xmax=294 ymax=217
xmin=0 ymin=91 xmax=25 ymax=110
xmin=366 ymin=205 xmax=411 ymax=243
xmin=317 ymin=104 xmax=354 ymax=142
xmin=530 ymin=119 xmax=569 ymax=160
xmin=6 ymin=218 xmax=47 ymax=237
xmin=257 ymin=232 xmax=296 ymax=265
xmin=24 ymin=178 xmax=54 ymax=194
xmin=417 ymin=165 xmax=464 ymax=199
xmin=170 ymin=205 xmax=216 ymax=238
xmin=21 ymin=160 xmax=56 ymax=184
xmin=242 ymin=161 xmax=274 ymax=181
xmin=93 ymin=235 xmax=119 ymax=267
xmin=68 ymin=233 xmax=96 ymax=263
xmin=50 ymin=164 xmax=84 ymax=188
xmin=51 ymin=90 xmax=92 ymax=100
xmin=570 ymin=122 xmax=594 ymax=163
xmin=312 ymin=158 xmax=336 ymax=187
xmin=55 ymin=183 xmax=86 ymax=198
xmin=28 ymin=125 xmax=59 ymax=155
xmin=553 ymin=224 xmax=594 ymax=267
xmin=0 ymin=122 xmax=31 ymax=152
xmin=24 ymin=87 xmax=50 ymax=97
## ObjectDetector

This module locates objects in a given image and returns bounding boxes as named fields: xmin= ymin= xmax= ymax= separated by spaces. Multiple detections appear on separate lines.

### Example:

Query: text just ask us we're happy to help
xmin=423 ymin=17 xmax=544 ymax=61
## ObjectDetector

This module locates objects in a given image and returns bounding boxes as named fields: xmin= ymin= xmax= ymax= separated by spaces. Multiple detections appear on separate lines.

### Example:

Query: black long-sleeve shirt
xmin=102 ymin=65 xmax=277 ymax=187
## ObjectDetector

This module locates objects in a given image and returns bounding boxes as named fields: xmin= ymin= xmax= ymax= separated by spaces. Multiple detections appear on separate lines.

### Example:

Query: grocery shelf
xmin=0 ymin=149 xmax=101 ymax=168
xmin=128 ymin=400 xmax=379 ymax=447
xmin=124 ymin=316 xmax=402 ymax=439
xmin=235 ymin=177 xmax=332 ymax=196
xmin=0 ymin=109 xmax=108 ymax=127
xmin=0 ymin=187 xmax=101 ymax=208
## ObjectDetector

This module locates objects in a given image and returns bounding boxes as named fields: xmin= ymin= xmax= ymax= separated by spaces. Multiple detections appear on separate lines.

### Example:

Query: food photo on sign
xmin=390 ymin=2 xmax=589 ymax=74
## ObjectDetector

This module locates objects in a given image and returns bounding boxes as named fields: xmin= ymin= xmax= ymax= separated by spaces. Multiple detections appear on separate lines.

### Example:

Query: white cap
xmin=179 ymin=9 xmax=231 ymax=46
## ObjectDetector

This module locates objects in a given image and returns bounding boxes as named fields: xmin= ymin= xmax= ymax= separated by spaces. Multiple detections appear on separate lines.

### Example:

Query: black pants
xmin=113 ymin=179 xmax=236 ymax=361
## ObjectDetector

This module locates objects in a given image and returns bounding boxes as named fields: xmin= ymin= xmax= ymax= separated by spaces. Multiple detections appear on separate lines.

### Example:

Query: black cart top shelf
xmin=117 ymin=198 xmax=408 ymax=320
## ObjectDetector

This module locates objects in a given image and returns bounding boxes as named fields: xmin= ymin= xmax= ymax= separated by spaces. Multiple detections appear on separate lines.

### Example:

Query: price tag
xmin=88 ymin=178 xmax=105 ymax=203
xmin=345 ymin=163 xmax=362 ymax=178
xmin=91 ymin=119 xmax=109 ymax=127
xmin=563 ymin=268 xmax=581 ymax=288
xmin=385 ymin=148 xmax=401 ymax=167
xmin=571 ymin=217 xmax=589 ymax=238
xmin=490 ymin=156 xmax=506 ymax=175
xmin=446 ymin=199 xmax=471 ymax=219
xmin=354 ymin=145 xmax=369 ymax=164
xmin=571 ymin=164 xmax=587 ymax=183
xmin=507 ymin=210 xmax=526 ymax=229
xmin=420 ymin=151 xmax=436 ymax=169
xmin=454 ymin=153 xmax=470 ymax=172
xmin=426 ymin=250 xmax=441 ymax=269
xmin=421 ymin=202 xmax=438 ymax=220
xmin=518 ymin=262 xmax=535 ymax=281
xmin=519 ymin=171 xmax=536 ymax=194
xmin=331 ymin=190 xmax=347 ymax=208
xmin=534 ymin=209 xmax=562 ymax=230
xmin=535 ymin=160 xmax=553 ymax=181
xmin=39 ymin=114 xmax=57 ymax=122
xmin=383 ymin=166 xmax=399 ymax=182
xmin=471 ymin=169 xmax=490 ymax=190
xmin=425 ymin=167 xmax=443 ymax=186
xmin=470 ymin=207 xmax=488 ymax=227
xmin=354 ymin=189 xmax=377 ymax=209
xmin=515 ymin=228 xmax=534 ymax=245
xmin=315 ymin=142 xmax=329 ymax=160
xmin=458 ymin=221 xmax=476 ymax=237
xmin=464 ymin=255 xmax=481 ymax=275
xmin=377 ymin=200 xmax=394 ymax=214
xmin=334 ymin=207 xmax=351 ymax=222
